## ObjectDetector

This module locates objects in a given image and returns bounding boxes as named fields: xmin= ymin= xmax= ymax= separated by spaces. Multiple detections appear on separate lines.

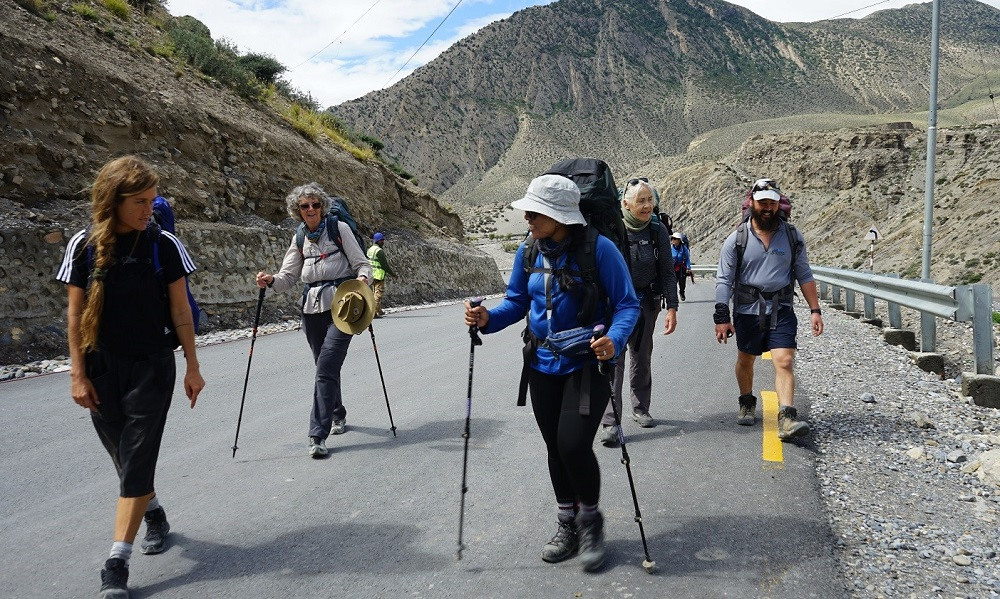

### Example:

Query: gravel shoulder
xmin=798 ymin=302 xmax=1000 ymax=597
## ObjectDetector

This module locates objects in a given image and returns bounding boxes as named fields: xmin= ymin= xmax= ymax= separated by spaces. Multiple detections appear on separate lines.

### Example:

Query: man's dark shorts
xmin=734 ymin=304 xmax=798 ymax=356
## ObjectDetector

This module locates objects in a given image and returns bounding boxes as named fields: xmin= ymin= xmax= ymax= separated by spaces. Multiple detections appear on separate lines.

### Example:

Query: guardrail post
xmin=831 ymin=284 xmax=843 ymax=308
xmin=971 ymin=284 xmax=995 ymax=375
xmin=864 ymin=293 xmax=876 ymax=320
xmin=819 ymin=281 xmax=828 ymax=301
xmin=919 ymin=278 xmax=937 ymax=352
xmin=887 ymin=273 xmax=903 ymax=329
xmin=846 ymin=288 xmax=856 ymax=313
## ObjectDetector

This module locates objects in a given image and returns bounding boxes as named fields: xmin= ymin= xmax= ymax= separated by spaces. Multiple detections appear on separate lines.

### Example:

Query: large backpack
xmin=545 ymin=158 xmax=629 ymax=265
xmin=150 ymin=196 xmax=201 ymax=333
xmin=295 ymin=196 xmax=367 ymax=259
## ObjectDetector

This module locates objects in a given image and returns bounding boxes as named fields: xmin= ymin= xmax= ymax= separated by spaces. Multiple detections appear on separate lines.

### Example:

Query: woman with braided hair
xmin=56 ymin=155 xmax=204 ymax=599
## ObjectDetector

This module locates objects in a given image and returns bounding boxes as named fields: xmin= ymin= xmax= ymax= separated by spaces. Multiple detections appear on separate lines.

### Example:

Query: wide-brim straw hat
xmin=332 ymin=279 xmax=376 ymax=335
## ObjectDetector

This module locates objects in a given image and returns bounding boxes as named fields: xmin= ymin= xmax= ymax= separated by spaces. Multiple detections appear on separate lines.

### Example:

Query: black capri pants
xmin=87 ymin=348 xmax=175 ymax=497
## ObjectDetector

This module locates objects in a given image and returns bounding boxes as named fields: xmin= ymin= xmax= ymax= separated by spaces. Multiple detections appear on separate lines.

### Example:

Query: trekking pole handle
xmin=468 ymin=297 xmax=484 ymax=343
xmin=592 ymin=325 xmax=612 ymax=377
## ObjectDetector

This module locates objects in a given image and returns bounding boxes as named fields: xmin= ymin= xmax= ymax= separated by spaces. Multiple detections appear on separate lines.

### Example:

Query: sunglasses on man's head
xmin=627 ymin=177 xmax=649 ymax=188
xmin=752 ymin=179 xmax=779 ymax=192
xmin=299 ymin=201 xmax=322 ymax=210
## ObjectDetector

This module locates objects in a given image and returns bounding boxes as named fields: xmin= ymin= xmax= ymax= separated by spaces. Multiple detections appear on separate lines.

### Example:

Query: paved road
xmin=0 ymin=280 xmax=843 ymax=598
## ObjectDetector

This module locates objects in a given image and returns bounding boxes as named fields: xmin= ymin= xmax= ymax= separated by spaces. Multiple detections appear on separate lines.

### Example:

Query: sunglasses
xmin=627 ymin=177 xmax=649 ymax=187
xmin=299 ymin=201 xmax=322 ymax=211
xmin=525 ymin=211 xmax=539 ymax=220
xmin=752 ymin=178 xmax=779 ymax=192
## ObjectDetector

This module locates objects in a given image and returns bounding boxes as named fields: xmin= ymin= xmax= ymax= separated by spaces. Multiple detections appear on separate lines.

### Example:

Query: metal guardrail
xmin=690 ymin=263 xmax=995 ymax=375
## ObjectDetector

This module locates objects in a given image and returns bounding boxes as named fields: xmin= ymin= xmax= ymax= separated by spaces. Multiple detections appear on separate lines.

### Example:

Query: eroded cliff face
xmin=652 ymin=123 xmax=1000 ymax=289
xmin=0 ymin=1 xmax=503 ymax=364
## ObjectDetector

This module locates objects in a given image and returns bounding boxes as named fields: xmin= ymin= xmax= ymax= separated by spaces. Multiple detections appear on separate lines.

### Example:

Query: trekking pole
xmin=593 ymin=325 xmax=656 ymax=574
xmin=367 ymin=323 xmax=396 ymax=437
xmin=457 ymin=297 xmax=484 ymax=561
xmin=232 ymin=287 xmax=266 ymax=458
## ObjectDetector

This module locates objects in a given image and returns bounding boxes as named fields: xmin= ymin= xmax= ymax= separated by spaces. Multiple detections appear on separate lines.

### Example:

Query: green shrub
xmin=14 ymin=0 xmax=55 ymax=19
xmin=992 ymin=311 xmax=1000 ymax=325
xmin=237 ymin=52 xmax=286 ymax=85
xmin=72 ymin=3 xmax=99 ymax=20
xmin=103 ymin=0 xmax=130 ymax=19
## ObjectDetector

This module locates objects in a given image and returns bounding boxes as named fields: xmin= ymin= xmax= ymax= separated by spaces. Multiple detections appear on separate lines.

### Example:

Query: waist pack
xmin=541 ymin=325 xmax=595 ymax=358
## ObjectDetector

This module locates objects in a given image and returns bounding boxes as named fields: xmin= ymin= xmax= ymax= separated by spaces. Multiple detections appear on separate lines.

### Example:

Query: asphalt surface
xmin=0 ymin=280 xmax=844 ymax=598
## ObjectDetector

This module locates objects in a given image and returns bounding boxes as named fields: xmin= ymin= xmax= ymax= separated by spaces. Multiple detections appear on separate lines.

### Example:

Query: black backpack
xmin=544 ymin=158 xmax=629 ymax=267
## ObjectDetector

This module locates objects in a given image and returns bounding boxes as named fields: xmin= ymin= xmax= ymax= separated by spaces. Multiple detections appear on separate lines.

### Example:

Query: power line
xmin=828 ymin=0 xmax=895 ymax=20
xmin=290 ymin=0 xmax=383 ymax=71
xmin=384 ymin=0 xmax=465 ymax=88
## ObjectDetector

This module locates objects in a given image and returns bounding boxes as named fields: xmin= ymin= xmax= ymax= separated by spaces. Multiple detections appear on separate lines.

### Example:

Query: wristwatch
xmin=810 ymin=308 xmax=822 ymax=315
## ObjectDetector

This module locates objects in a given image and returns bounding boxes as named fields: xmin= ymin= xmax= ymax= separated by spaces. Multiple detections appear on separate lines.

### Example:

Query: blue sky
xmin=166 ymin=1 xmax=1000 ymax=108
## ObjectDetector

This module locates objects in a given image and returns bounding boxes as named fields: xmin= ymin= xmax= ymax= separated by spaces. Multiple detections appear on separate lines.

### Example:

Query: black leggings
xmin=529 ymin=365 xmax=609 ymax=506
xmin=676 ymin=268 xmax=687 ymax=297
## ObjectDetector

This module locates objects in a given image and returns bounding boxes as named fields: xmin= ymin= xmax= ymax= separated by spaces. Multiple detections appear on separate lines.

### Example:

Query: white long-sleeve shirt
xmin=270 ymin=220 xmax=372 ymax=314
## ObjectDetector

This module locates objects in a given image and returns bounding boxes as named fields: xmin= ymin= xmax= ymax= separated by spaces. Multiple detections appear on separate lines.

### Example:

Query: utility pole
xmin=921 ymin=0 xmax=940 ymax=281
xmin=920 ymin=0 xmax=941 ymax=352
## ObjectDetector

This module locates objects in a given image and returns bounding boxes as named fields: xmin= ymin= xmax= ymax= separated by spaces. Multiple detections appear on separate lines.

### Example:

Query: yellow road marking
xmin=761 ymin=390 xmax=783 ymax=463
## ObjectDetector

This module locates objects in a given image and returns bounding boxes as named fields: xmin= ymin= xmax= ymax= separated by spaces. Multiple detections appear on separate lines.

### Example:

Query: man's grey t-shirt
xmin=715 ymin=221 xmax=814 ymax=315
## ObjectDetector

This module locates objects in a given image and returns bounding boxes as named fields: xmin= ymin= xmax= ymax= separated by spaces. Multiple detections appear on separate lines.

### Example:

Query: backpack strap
xmin=296 ymin=213 xmax=345 ymax=259
xmin=733 ymin=219 xmax=801 ymax=331
xmin=516 ymin=227 xmax=606 ymax=409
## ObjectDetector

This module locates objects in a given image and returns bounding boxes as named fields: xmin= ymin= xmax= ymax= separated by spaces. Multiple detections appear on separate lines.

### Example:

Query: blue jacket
xmin=483 ymin=233 xmax=639 ymax=376
xmin=671 ymin=243 xmax=691 ymax=271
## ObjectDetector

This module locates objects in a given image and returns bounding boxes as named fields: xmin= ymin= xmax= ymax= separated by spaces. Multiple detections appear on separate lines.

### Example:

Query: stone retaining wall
xmin=0 ymin=222 xmax=505 ymax=364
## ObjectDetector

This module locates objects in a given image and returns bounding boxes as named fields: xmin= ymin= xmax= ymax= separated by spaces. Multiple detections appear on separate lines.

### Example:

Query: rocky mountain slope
xmin=0 ymin=0 xmax=504 ymax=364
xmin=331 ymin=0 xmax=1000 ymax=211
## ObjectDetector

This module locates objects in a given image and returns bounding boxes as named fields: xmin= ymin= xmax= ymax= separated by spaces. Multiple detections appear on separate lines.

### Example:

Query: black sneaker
xmin=577 ymin=512 xmax=606 ymax=572
xmin=141 ymin=506 xmax=170 ymax=555
xmin=541 ymin=516 xmax=578 ymax=563
xmin=99 ymin=558 xmax=129 ymax=599
xmin=737 ymin=393 xmax=757 ymax=426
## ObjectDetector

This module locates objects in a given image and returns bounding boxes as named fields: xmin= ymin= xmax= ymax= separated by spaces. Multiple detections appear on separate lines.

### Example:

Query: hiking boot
xmin=330 ymin=419 xmax=347 ymax=435
xmin=680 ymin=292 xmax=686 ymax=301
xmin=577 ymin=512 xmax=606 ymax=572
xmin=777 ymin=406 xmax=810 ymax=440
xmin=140 ymin=507 xmax=170 ymax=555
xmin=599 ymin=425 xmax=618 ymax=446
xmin=632 ymin=410 xmax=655 ymax=428
xmin=308 ymin=436 xmax=328 ymax=458
xmin=737 ymin=393 xmax=757 ymax=426
xmin=541 ymin=517 xmax=578 ymax=563
xmin=99 ymin=558 xmax=129 ymax=599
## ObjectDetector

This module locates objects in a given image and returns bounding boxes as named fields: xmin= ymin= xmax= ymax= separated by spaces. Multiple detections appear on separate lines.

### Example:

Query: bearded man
xmin=713 ymin=179 xmax=824 ymax=440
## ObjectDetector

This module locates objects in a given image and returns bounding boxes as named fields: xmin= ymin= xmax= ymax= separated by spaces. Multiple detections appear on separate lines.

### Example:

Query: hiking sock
xmin=109 ymin=541 xmax=133 ymax=562
xmin=146 ymin=496 xmax=161 ymax=513
xmin=557 ymin=502 xmax=576 ymax=522
xmin=579 ymin=503 xmax=599 ymax=522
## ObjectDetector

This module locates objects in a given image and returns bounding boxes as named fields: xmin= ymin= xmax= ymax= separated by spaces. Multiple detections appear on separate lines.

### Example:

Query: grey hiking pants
xmin=604 ymin=295 xmax=660 ymax=425
xmin=302 ymin=311 xmax=353 ymax=438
